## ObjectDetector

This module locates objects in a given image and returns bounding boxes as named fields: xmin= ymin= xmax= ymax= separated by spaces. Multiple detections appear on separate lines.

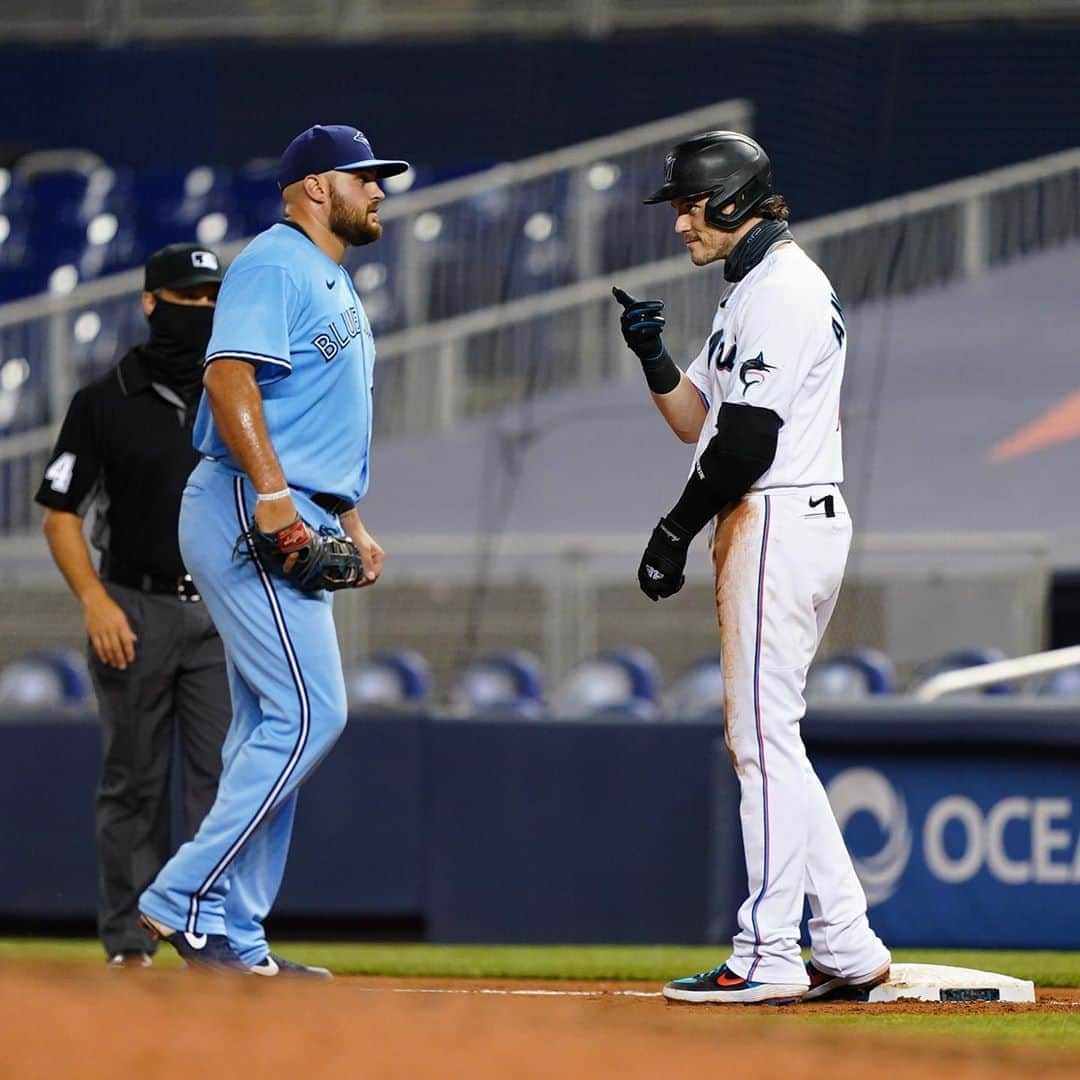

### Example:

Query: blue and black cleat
xmin=139 ymin=913 xmax=250 ymax=975
xmin=663 ymin=962 xmax=806 ymax=1005
xmin=248 ymin=953 xmax=333 ymax=979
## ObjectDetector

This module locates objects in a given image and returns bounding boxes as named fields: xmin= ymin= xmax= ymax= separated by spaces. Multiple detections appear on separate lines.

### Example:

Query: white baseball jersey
xmin=684 ymin=241 xmax=845 ymax=489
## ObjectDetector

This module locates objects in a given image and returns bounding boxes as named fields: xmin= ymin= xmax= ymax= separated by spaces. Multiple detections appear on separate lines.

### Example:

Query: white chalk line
xmin=351 ymin=986 xmax=662 ymax=999
xmin=348 ymin=985 xmax=1078 ymax=1007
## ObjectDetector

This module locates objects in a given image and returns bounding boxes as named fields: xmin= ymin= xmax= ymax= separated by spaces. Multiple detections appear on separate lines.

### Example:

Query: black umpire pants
xmin=89 ymin=583 xmax=230 ymax=956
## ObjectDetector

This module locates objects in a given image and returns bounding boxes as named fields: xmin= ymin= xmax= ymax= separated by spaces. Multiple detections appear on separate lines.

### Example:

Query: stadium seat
xmin=806 ymin=649 xmax=896 ymax=701
xmin=909 ymin=647 xmax=1012 ymax=696
xmin=348 ymin=253 xmax=405 ymax=334
xmin=449 ymin=649 xmax=545 ymax=717
xmin=134 ymin=166 xmax=238 ymax=254
xmin=1035 ymin=666 xmax=1080 ymax=697
xmin=662 ymin=654 xmax=725 ymax=721
xmin=0 ymin=649 xmax=90 ymax=712
xmin=550 ymin=648 xmax=659 ymax=721
xmin=232 ymin=160 xmax=283 ymax=237
xmin=344 ymin=650 xmax=431 ymax=713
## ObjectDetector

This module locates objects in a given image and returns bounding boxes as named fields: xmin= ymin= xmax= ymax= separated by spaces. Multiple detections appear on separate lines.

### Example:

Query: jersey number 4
xmin=45 ymin=452 xmax=77 ymax=494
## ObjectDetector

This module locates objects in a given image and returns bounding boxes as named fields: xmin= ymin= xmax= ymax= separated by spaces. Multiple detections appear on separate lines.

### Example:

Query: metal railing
xmin=1 ymin=146 xmax=1077 ymax=534
xmin=368 ymin=146 xmax=1080 ymax=437
xmin=0 ymin=528 xmax=1052 ymax=687
xmin=2 ymin=0 xmax=1078 ymax=42
xmin=914 ymin=645 xmax=1080 ymax=701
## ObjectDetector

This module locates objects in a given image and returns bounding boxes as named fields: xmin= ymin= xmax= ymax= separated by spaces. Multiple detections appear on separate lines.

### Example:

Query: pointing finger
xmin=612 ymin=286 xmax=636 ymax=310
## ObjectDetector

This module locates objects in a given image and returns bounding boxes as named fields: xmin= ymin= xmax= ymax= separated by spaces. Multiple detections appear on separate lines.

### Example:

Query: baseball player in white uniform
xmin=613 ymin=132 xmax=890 ymax=1005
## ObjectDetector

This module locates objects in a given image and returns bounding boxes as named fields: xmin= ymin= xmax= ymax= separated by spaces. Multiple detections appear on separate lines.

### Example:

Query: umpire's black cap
xmin=144 ymin=243 xmax=224 ymax=292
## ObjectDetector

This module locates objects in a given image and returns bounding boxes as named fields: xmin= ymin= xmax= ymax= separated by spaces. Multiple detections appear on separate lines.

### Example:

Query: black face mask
xmin=145 ymin=300 xmax=215 ymax=402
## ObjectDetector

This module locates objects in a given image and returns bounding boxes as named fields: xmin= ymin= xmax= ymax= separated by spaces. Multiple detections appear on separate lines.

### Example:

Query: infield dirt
xmin=2 ymin=967 xmax=1078 ymax=1079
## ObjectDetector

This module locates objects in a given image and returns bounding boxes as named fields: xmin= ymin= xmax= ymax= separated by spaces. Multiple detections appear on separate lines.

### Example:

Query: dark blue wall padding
xmin=3 ymin=704 xmax=1079 ymax=946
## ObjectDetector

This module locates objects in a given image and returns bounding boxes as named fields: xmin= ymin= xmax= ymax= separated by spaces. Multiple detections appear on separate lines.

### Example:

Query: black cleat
xmin=139 ymin=913 xmax=250 ymax=974
xmin=248 ymin=953 xmax=333 ymax=979
xmin=804 ymin=959 xmax=891 ymax=1001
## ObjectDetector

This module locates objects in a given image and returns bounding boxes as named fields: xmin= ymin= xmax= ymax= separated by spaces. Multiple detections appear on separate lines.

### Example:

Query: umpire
xmin=35 ymin=244 xmax=231 ymax=968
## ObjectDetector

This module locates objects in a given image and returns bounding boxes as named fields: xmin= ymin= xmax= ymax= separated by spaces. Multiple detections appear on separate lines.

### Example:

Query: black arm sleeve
xmin=34 ymin=387 xmax=104 ymax=514
xmin=667 ymin=403 xmax=782 ymax=537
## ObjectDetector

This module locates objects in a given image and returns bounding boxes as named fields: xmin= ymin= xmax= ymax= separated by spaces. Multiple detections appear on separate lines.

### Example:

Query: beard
xmin=685 ymin=236 xmax=726 ymax=266
xmin=328 ymin=183 xmax=383 ymax=247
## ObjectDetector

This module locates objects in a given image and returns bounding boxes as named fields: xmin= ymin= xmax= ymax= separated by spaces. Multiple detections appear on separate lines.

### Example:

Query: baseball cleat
xmin=248 ymin=953 xmax=333 ymax=979
xmin=139 ymin=913 xmax=250 ymax=974
xmin=663 ymin=963 xmax=807 ymax=1005
xmin=107 ymin=952 xmax=153 ymax=969
xmin=803 ymin=959 xmax=891 ymax=1001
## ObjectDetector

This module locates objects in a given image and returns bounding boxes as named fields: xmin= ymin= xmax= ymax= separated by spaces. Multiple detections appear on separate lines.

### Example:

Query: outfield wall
xmin=3 ymin=705 xmax=1079 ymax=948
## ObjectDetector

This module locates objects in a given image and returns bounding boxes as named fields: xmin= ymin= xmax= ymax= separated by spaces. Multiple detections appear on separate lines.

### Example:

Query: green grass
xmin=806 ymin=1011 xmax=1080 ymax=1048
xmin=1 ymin=940 xmax=1078 ymax=987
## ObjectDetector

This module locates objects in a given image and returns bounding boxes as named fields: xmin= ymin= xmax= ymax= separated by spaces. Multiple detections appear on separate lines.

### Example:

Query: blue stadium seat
xmin=910 ymin=647 xmax=1012 ymax=696
xmin=68 ymin=303 xmax=130 ymax=383
xmin=348 ymin=254 xmax=405 ymax=334
xmin=505 ymin=210 xmax=574 ymax=299
xmin=344 ymin=650 xmax=431 ymax=713
xmin=450 ymin=649 xmax=545 ymax=718
xmin=806 ymin=649 xmax=896 ymax=701
xmin=0 ymin=649 xmax=90 ymax=712
xmin=662 ymin=654 xmax=725 ymax=721
xmin=27 ymin=169 xmax=91 ymax=231
xmin=232 ymin=160 xmax=282 ymax=236
xmin=551 ymin=648 xmax=659 ymax=721
xmin=0 ymin=167 xmax=28 ymax=215
xmin=134 ymin=166 xmax=238 ymax=254
xmin=1035 ymin=666 xmax=1080 ymax=697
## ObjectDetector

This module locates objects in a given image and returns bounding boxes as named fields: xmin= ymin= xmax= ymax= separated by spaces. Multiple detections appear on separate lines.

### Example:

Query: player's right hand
xmin=613 ymin=286 xmax=667 ymax=362
xmin=83 ymin=586 xmax=138 ymax=670
xmin=638 ymin=516 xmax=691 ymax=602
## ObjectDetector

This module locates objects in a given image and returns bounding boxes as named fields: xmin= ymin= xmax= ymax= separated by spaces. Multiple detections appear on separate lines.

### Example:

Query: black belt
xmin=104 ymin=559 xmax=201 ymax=602
xmin=312 ymin=492 xmax=353 ymax=517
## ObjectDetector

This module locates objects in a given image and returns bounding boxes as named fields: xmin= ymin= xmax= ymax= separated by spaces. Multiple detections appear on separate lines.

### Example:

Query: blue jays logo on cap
xmin=276 ymin=124 xmax=410 ymax=190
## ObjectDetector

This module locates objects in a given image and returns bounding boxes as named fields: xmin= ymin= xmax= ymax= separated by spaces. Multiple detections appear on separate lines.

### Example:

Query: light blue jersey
xmin=196 ymin=221 xmax=375 ymax=503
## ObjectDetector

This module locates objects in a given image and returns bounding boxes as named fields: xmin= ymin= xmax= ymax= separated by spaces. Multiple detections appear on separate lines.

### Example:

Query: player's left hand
xmin=638 ymin=516 xmax=691 ymax=601
xmin=340 ymin=510 xmax=384 ymax=587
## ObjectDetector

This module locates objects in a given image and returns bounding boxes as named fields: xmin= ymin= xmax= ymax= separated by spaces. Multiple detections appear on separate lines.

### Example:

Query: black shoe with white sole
xmin=248 ymin=953 xmax=333 ymax=979
xmin=107 ymin=952 xmax=153 ymax=970
xmin=804 ymin=959 xmax=891 ymax=1001
xmin=139 ymin=913 xmax=250 ymax=974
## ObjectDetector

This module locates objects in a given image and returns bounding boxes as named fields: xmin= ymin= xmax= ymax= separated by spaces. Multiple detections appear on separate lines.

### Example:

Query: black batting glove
xmin=613 ymin=286 xmax=666 ymax=362
xmin=638 ymin=516 xmax=692 ymax=602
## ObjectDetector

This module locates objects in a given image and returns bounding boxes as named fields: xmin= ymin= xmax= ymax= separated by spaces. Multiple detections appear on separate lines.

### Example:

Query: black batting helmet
xmin=644 ymin=131 xmax=772 ymax=231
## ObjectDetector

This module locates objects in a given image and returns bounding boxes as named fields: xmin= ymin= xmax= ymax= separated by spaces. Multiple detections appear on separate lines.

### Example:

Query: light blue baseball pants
xmin=139 ymin=458 xmax=348 ymax=965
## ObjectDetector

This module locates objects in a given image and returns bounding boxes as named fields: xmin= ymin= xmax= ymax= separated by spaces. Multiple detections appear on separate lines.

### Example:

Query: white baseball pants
xmin=712 ymin=485 xmax=890 ymax=986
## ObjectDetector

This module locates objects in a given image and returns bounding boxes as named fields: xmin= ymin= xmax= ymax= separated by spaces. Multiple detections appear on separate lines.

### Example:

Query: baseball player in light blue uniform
xmin=139 ymin=125 xmax=409 ymax=976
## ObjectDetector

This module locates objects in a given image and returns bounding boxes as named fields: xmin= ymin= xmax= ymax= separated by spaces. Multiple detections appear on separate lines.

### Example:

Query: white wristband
xmin=256 ymin=488 xmax=291 ymax=502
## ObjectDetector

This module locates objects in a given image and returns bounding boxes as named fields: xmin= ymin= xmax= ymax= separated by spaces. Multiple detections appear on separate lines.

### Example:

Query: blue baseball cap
xmin=276 ymin=124 xmax=410 ymax=190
